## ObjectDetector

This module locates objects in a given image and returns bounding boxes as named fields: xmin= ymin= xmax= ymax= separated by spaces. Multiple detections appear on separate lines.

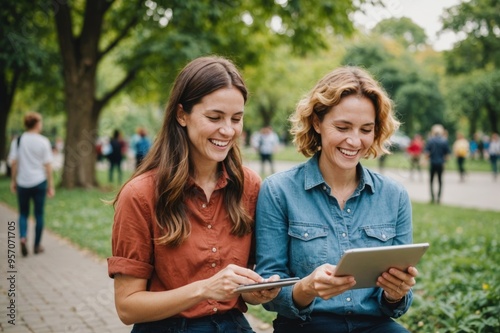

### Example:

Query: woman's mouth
xmin=339 ymin=148 xmax=358 ymax=157
xmin=210 ymin=139 xmax=229 ymax=147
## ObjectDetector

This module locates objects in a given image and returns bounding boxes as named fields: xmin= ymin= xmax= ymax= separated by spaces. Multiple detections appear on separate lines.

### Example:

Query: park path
xmin=1 ymin=160 xmax=498 ymax=332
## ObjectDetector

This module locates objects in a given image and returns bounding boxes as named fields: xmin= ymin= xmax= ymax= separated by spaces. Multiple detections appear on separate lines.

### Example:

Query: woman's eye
xmin=207 ymin=116 xmax=219 ymax=121
xmin=336 ymin=127 xmax=348 ymax=132
xmin=232 ymin=117 xmax=242 ymax=123
xmin=361 ymin=128 xmax=374 ymax=134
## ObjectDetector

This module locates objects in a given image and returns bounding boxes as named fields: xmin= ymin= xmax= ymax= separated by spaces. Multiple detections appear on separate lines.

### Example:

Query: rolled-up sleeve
xmin=107 ymin=177 xmax=155 ymax=279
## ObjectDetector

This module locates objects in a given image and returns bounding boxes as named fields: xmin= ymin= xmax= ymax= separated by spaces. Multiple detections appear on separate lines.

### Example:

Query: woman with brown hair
xmin=107 ymin=56 xmax=279 ymax=332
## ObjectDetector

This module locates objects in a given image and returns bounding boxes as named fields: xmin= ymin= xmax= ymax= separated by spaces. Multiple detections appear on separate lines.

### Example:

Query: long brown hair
xmin=114 ymin=56 xmax=252 ymax=247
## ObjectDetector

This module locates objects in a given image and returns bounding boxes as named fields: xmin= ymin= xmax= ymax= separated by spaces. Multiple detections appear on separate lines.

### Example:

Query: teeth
xmin=340 ymin=148 xmax=357 ymax=156
xmin=211 ymin=139 xmax=228 ymax=147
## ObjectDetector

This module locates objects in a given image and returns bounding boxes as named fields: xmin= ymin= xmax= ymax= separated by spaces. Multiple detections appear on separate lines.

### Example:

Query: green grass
xmin=1 ymin=153 xmax=498 ymax=332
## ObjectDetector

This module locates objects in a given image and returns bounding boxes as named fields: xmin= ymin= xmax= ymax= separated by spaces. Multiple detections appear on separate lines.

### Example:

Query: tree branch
xmin=93 ymin=68 xmax=137 ymax=117
xmin=98 ymin=1 xmax=142 ymax=60
xmin=98 ymin=16 xmax=140 ymax=60
xmin=53 ymin=1 xmax=76 ymax=73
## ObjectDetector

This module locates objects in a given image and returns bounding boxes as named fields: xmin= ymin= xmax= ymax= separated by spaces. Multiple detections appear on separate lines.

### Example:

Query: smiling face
xmin=313 ymin=95 xmax=376 ymax=174
xmin=176 ymin=86 xmax=245 ymax=168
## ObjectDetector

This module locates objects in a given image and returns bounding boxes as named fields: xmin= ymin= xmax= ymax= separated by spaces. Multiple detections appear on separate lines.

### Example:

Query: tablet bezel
xmin=234 ymin=277 xmax=300 ymax=293
xmin=334 ymin=243 xmax=429 ymax=289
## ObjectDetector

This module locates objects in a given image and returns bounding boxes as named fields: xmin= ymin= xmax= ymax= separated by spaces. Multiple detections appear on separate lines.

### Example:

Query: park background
xmin=1 ymin=0 xmax=499 ymax=332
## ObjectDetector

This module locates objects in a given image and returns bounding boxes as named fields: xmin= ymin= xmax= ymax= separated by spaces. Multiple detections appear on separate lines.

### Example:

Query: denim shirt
xmin=255 ymin=153 xmax=413 ymax=320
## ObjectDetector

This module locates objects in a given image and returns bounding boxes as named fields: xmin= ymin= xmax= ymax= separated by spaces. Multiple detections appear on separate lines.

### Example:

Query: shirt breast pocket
xmin=288 ymin=222 xmax=328 ymax=272
xmin=360 ymin=225 xmax=396 ymax=247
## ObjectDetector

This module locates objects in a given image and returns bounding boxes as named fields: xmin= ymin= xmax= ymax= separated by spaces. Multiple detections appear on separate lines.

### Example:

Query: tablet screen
xmin=334 ymin=243 xmax=429 ymax=289
xmin=234 ymin=277 xmax=300 ymax=292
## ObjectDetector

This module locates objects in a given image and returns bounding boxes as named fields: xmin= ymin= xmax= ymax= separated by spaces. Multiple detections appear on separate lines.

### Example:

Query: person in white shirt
xmin=8 ymin=112 xmax=55 ymax=257
xmin=488 ymin=132 xmax=500 ymax=181
xmin=252 ymin=126 xmax=280 ymax=175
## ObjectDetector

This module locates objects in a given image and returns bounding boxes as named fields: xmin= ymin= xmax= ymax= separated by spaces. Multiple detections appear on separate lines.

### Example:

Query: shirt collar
xmin=186 ymin=163 xmax=229 ymax=191
xmin=303 ymin=152 xmax=375 ymax=195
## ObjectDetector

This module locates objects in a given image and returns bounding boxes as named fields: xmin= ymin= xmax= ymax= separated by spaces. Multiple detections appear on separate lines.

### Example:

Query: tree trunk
xmin=0 ymin=68 xmax=19 ymax=164
xmin=54 ymin=0 xmax=108 ymax=188
xmin=60 ymin=77 xmax=99 ymax=188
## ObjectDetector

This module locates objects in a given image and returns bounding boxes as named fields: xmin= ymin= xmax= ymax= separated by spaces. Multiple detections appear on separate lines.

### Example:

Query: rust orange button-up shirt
xmin=107 ymin=166 xmax=261 ymax=318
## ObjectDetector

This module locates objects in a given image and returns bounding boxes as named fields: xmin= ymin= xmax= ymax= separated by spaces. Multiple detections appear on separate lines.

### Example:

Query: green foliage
xmin=373 ymin=17 xmax=428 ymax=49
xmin=442 ymin=0 xmax=500 ymax=73
xmin=399 ymin=203 xmax=500 ymax=332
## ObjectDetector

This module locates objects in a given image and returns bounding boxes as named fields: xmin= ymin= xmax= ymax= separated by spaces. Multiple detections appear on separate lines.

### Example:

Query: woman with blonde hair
xmin=108 ymin=56 xmax=279 ymax=332
xmin=255 ymin=66 xmax=417 ymax=332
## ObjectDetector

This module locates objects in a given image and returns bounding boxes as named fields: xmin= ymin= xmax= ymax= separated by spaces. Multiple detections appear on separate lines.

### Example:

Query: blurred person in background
xmin=452 ymin=132 xmax=469 ymax=182
xmin=8 ymin=112 xmax=55 ymax=256
xmin=488 ymin=132 xmax=500 ymax=181
xmin=425 ymin=124 xmax=450 ymax=204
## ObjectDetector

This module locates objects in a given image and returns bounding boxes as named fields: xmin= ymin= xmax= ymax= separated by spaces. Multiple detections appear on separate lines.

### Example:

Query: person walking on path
xmin=107 ymin=56 xmax=279 ymax=332
xmin=8 ymin=111 xmax=55 ymax=256
xmin=134 ymin=127 xmax=152 ymax=168
xmin=452 ymin=132 xmax=469 ymax=182
xmin=406 ymin=133 xmax=424 ymax=181
xmin=488 ymin=132 xmax=500 ymax=181
xmin=108 ymin=129 xmax=127 ymax=184
xmin=425 ymin=124 xmax=450 ymax=204
xmin=252 ymin=126 xmax=280 ymax=175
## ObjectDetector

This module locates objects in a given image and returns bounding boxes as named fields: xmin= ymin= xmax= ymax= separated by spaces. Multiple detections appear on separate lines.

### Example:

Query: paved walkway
xmin=1 ymin=161 xmax=498 ymax=332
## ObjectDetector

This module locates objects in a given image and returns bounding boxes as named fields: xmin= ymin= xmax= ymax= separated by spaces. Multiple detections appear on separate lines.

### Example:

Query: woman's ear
xmin=176 ymin=104 xmax=187 ymax=127
xmin=312 ymin=114 xmax=320 ymax=134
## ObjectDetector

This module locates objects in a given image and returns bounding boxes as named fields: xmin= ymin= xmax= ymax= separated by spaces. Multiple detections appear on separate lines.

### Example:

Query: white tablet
xmin=334 ymin=243 xmax=429 ymax=289
xmin=234 ymin=277 xmax=300 ymax=293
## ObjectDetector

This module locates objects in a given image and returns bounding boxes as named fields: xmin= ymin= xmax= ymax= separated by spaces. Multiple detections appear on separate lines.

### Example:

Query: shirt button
xmin=304 ymin=233 xmax=309 ymax=238
xmin=212 ymin=247 xmax=217 ymax=253
xmin=346 ymin=297 xmax=351 ymax=302
xmin=202 ymin=203 xmax=207 ymax=208
xmin=342 ymin=233 xmax=347 ymax=238
xmin=211 ymin=263 xmax=216 ymax=268
xmin=213 ymin=307 xmax=218 ymax=312
xmin=382 ymin=234 xmax=387 ymax=239
xmin=347 ymin=208 xmax=351 ymax=213
xmin=322 ymin=185 xmax=327 ymax=191
xmin=207 ymin=224 xmax=212 ymax=229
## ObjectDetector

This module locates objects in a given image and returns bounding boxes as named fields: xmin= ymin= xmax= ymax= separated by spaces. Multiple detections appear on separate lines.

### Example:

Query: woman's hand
xmin=241 ymin=274 xmax=281 ymax=305
xmin=377 ymin=266 xmax=418 ymax=303
xmin=292 ymin=264 xmax=356 ymax=308
xmin=201 ymin=264 xmax=264 ymax=301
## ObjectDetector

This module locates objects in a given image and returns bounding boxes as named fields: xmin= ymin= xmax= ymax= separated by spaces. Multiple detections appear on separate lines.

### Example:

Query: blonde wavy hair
xmin=290 ymin=66 xmax=399 ymax=158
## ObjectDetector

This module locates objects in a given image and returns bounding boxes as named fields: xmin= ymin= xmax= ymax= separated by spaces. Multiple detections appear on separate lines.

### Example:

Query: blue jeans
xmin=131 ymin=309 xmax=255 ymax=333
xmin=273 ymin=313 xmax=409 ymax=333
xmin=490 ymin=154 xmax=498 ymax=178
xmin=17 ymin=180 xmax=47 ymax=247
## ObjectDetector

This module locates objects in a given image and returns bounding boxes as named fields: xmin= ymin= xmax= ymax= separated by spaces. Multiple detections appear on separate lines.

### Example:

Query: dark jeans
xmin=429 ymin=163 xmax=444 ymax=202
xmin=456 ymin=157 xmax=466 ymax=180
xmin=259 ymin=153 xmax=274 ymax=174
xmin=109 ymin=160 xmax=123 ymax=183
xmin=273 ymin=313 xmax=409 ymax=333
xmin=17 ymin=180 xmax=47 ymax=247
xmin=490 ymin=154 xmax=498 ymax=178
xmin=131 ymin=309 xmax=254 ymax=333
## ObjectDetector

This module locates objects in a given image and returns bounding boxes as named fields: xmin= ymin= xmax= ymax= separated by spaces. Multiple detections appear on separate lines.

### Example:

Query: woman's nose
xmin=219 ymin=124 xmax=235 ymax=136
